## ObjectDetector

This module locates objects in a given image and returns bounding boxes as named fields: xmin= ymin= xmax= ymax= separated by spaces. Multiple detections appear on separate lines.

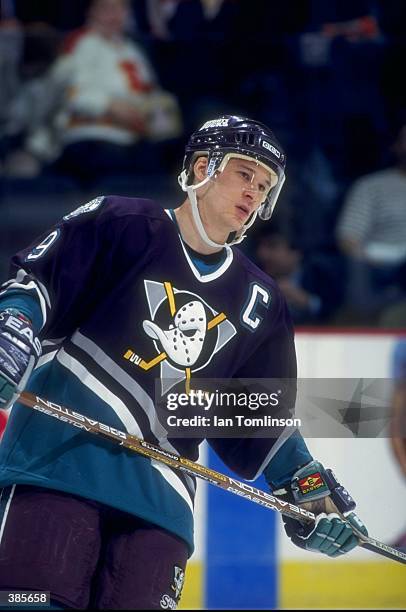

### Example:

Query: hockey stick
xmin=17 ymin=390 xmax=406 ymax=565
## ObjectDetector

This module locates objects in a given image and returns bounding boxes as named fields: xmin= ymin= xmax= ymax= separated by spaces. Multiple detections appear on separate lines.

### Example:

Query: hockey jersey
xmin=0 ymin=196 xmax=304 ymax=553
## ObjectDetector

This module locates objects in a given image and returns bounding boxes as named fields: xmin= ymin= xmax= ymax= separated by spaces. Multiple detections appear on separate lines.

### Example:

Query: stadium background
xmin=0 ymin=1 xmax=405 ymax=609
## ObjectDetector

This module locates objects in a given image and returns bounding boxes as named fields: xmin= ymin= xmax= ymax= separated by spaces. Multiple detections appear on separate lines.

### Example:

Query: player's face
xmin=199 ymin=158 xmax=273 ymax=239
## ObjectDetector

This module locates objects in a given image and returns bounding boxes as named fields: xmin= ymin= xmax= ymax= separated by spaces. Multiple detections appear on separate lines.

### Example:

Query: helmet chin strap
xmin=178 ymin=169 xmax=257 ymax=249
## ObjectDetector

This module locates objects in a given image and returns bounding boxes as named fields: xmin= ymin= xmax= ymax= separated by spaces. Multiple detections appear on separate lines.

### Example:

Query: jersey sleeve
xmin=0 ymin=196 xmax=150 ymax=340
xmin=208 ymin=295 xmax=302 ymax=481
xmin=263 ymin=431 xmax=313 ymax=488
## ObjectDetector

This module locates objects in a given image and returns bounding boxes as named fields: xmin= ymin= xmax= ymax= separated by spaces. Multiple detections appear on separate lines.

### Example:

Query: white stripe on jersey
xmin=35 ymin=350 xmax=58 ymax=370
xmin=1 ymin=268 xmax=27 ymax=290
xmin=71 ymin=331 xmax=196 ymax=494
xmin=151 ymin=460 xmax=193 ymax=514
xmin=179 ymin=237 xmax=234 ymax=283
xmin=56 ymin=347 xmax=195 ymax=511
xmin=35 ymin=278 xmax=51 ymax=310
xmin=72 ymin=330 xmax=166 ymax=437
xmin=0 ymin=269 xmax=50 ymax=328
xmin=42 ymin=337 xmax=66 ymax=348
xmin=35 ymin=338 xmax=66 ymax=369
xmin=7 ymin=268 xmax=51 ymax=308
xmin=0 ymin=484 xmax=16 ymax=548
xmin=56 ymin=348 xmax=144 ymax=437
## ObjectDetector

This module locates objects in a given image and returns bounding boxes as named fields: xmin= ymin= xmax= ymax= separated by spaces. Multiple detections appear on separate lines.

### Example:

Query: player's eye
xmin=238 ymin=171 xmax=251 ymax=182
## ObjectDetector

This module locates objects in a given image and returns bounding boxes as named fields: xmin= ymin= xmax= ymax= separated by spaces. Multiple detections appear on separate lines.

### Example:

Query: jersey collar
xmin=165 ymin=209 xmax=234 ymax=283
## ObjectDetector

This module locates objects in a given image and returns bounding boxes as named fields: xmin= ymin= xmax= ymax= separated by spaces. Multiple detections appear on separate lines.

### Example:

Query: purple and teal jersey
xmin=0 ymin=196 xmax=307 ymax=553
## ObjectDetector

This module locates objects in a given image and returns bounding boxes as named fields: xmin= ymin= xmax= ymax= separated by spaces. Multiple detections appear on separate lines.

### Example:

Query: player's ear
xmin=193 ymin=156 xmax=208 ymax=183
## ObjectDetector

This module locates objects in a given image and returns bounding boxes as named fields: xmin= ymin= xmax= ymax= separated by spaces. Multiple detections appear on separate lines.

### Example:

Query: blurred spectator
xmin=140 ymin=0 xmax=237 ymax=41
xmin=3 ymin=0 xmax=183 ymax=186
xmin=140 ymin=0 xmax=244 ymax=136
xmin=0 ymin=7 xmax=23 ymax=128
xmin=0 ymin=1 xmax=61 ymax=175
xmin=299 ymin=3 xmax=381 ymax=69
xmin=1 ymin=22 xmax=60 ymax=177
xmin=336 ymin=121 xmax=406 ymax=321
xmin=255 ymin=230 xmax=341 ymax=324
xmin=291 ymin=1 xmax=386 ymax=201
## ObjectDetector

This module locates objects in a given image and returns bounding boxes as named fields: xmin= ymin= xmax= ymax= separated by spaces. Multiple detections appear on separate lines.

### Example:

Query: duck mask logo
xmin=123 ymin=280 xmax=236 ymax=394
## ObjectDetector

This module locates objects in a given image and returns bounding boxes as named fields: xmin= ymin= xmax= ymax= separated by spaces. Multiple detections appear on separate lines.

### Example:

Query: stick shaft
xmin=18 ymin=391 xmax=314 ymax=522
xmin=17 ymin=391 xmax=406 ymax=565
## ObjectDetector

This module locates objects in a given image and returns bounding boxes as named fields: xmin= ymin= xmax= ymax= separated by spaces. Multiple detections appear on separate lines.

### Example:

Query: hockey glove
xmin=273 ymin=460 xmax=368 ymax=557
xmin=0 ymin=309 xmax=41 ymax=410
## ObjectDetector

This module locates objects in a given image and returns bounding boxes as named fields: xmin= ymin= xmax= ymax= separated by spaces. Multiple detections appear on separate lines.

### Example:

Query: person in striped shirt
xmin=336 ymin=122 xmax=406 ymax=318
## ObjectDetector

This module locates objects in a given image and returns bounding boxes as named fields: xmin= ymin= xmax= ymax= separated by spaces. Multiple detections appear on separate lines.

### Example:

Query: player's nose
xmin=242 ymin=186 xmax=260 ymax=206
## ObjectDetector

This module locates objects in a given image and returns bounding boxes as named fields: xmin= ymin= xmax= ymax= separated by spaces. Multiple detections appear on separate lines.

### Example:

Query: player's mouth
xmin=235 ymin=203 xmax=251 ymax=221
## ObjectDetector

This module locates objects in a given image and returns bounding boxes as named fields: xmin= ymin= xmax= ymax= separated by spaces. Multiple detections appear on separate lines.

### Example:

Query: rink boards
xmin=179 ymin=330 xmax=406 ymax=609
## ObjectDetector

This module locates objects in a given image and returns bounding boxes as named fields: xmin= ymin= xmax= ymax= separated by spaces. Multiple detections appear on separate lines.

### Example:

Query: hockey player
xmin=0 ymin=115 xmax=367 ymax=609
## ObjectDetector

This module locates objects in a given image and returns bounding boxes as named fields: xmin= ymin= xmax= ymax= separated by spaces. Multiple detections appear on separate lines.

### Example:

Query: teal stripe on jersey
xmin=0 ymin=293 xmax=44 ymax=333
xmin=188 ymin=252 xmax=227 ymax=275
xmin=263 ymin=432 xmax=313 ymax=487
xmin=0 ymin=358 xmax=195 ymax=555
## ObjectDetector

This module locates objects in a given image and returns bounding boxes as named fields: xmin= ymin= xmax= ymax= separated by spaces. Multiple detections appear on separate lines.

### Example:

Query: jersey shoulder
xmin=233 ymin=246 xmax=282 ymax=295
xmin=63 ymin=194 xmax=171 ymax=228
xmin=100 ymin=195 xmax=170 ymax=223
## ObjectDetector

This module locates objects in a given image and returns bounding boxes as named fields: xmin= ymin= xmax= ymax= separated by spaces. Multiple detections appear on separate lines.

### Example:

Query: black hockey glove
xmin=0 ymin=309 xmax=41 ymax=410
xmin=272 ymin=460 xmax=368 ymax=557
